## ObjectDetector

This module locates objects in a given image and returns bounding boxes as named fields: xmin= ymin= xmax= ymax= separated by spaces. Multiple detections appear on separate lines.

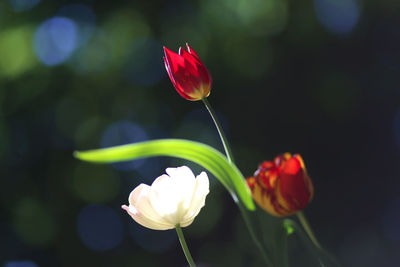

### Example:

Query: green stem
xmin=202 ymin=97 xmax=273 ymax=266
xmin=296 ymin=211 xmax=322 ymax=249
xmin=201 ymin=97 xmax=234 ymax=163
xmin=238 ymin=203 xmax=274 ymax=266
xmin=175 ymin=224 xmax=196 ymax=267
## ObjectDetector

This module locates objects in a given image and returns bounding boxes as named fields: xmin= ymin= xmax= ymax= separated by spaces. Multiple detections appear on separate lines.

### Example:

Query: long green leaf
xmin=74 ymin=139 xmax=255 ymax=210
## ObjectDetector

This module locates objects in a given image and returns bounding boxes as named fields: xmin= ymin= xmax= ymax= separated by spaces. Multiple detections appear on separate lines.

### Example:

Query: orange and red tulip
xmin=246 ymin=153 xmax=314 ymax=216
xmin=163 ymin=43 xmax=212 ymax=101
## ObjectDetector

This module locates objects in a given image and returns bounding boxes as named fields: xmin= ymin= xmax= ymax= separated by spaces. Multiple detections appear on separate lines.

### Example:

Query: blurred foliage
xmin=1 ymin=0 xmax=400 ymax=266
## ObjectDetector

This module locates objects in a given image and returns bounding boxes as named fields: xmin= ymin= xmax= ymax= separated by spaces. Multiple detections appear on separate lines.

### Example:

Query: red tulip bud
xmin=163 ymin=43 xmax=212 ymax=101
xmin=246 ymin=153 xmax=314 ymax=216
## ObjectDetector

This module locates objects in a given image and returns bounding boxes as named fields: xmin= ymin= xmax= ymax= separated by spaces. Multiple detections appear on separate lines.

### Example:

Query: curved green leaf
xmin=74 ymin=139 xmax=255 ymax=210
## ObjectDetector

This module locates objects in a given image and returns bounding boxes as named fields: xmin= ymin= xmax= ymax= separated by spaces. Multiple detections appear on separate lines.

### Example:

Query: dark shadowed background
xmin=1 ymin=0 xmax=400 ymax=266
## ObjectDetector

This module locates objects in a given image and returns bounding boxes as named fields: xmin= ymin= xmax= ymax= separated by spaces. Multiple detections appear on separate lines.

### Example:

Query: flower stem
xmin=238 ymin=203 xmax=274 ymax=266
xmin=202 ymin=97 xmax=273 ymax=266
xmin=296 ymin=211 xmax=322 ymax=249
xmin=175 ymin=224 xmax=196 ymax=267
xmin=201 ymin=97 xmax=234 ymax=163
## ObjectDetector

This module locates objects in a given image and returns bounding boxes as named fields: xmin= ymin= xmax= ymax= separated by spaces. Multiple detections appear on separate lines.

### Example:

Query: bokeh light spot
xmin=129 ymin=222 xmax=176 ymax=253
xmin=4 ymin=260 xmax=39 ymax=267
xmin=34 ymin=17 xmax=78 ymax=66
xmin=0 ymin=26 xmax=37 ymax=78
xmin=73 ymin=164 xmax=120 ymax=203
xmin=57 ymin=4 xmax=95 ymax=47
xmin=77 ymin=204 xmax=123 ymax=251
xmin=8 ymin=0 xmax=40 ymax=12
xmin=12 ymin=198 xmax=56 ymax=246
xmin=101 ymin=120 xmax=148 ymax=171
xmin=314 ymin=0 xmax=360 ymax=35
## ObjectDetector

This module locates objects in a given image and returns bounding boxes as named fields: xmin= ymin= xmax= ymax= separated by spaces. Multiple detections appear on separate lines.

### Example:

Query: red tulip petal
xmin=279 ymin=157 xmax=312 ymax=210
xmin=249 ymin=153 xmax=314 ymax=217
xmin=185 ymin=43 xmax=200 ymax=59
xmin=163 ymin=56 xmax=178 ymax=88
xmin=246 ymin=176 xmax=256 ymax=189
xmin=180 ymin=49 xmax=201 ymax=68
xmin=163 ymin=45 xmax=212 ymax=100
xmin=181 ymin=50 xmax=211 ymax=87
xmin=163 ymin=46 xmax=185 ymax=73
xmin=282 ymin=157 xmax=301 ymax=175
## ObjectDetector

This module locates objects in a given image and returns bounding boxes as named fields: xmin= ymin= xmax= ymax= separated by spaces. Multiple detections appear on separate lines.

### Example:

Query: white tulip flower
xmin=122 ymin=166 xmax=210 ymax=230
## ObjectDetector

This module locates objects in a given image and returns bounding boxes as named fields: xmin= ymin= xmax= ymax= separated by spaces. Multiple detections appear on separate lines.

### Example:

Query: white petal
xmin=166 ymin=166 xmax=196 ymax=194
xmin=165 ymin=166 xmax=196 ymax=183
xmin=122 ymin=166 xmax=210 ymax=230
xmin=125 ymin=184 xmax=174 ymax=230
xmin=167 ymin=166 xmax=197 ymax=204
xmin=154 ymin=167 xmax=197 ymax=224
xmin=150 ymin=174 xmax=175 ymax=198
xmin=181 ymin=171 xmax=209 ymax=225
xmin=148 ymin=174 xmax=181 ymax=222
xmin=180 ymin=217 xmax=196 ymax=227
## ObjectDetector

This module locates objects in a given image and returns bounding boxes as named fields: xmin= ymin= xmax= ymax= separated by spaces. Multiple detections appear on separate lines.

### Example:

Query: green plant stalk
xmin=202 ymin=97 xmax=234 ymax=163
xmin=296 ymin=211 xmax=322 ymax=249
xmin=202 ymin=97 xmax=273 ymax=266
xmin=284 ymin=219 xmax=341 ymax=267
xmin=175 ymin=224 xmax=196 ymax=267
xmin=238 ymin=203 xmax=274 ymax=266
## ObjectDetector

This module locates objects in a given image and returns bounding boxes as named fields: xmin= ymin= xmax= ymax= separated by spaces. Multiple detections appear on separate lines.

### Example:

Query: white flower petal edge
xmin=122 ymin=166 xmax=210 ymax=230
xmin=181 ymin=171 xmax=209 ymax=227
xmin=122 ymin=183 xmax=173 ymax=230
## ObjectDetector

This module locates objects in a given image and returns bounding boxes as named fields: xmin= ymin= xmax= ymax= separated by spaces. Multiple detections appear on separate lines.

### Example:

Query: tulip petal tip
xmin=163 ymin=44 xmax=211 ymax=101
xmin=247 ymin=154 xmax=314 ymax=217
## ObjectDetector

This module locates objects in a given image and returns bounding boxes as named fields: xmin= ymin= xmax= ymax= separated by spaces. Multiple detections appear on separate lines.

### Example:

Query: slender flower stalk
xmin=163 ymin=44 xmax=272 ymax=265
xmin=296 ymin=211 xmax=322 ymax=249
xmin=176 ymin=224 xmax=196 ymax=267
xmin=201 ymin=97 xmax=234 ymax=163
xmin=296 ymin=212 xmax=341 ymax=267
xmin=201 ymin=97 xmax=273 ymax=266
xmin=238 ymin=202 xmax=274 ymax=266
